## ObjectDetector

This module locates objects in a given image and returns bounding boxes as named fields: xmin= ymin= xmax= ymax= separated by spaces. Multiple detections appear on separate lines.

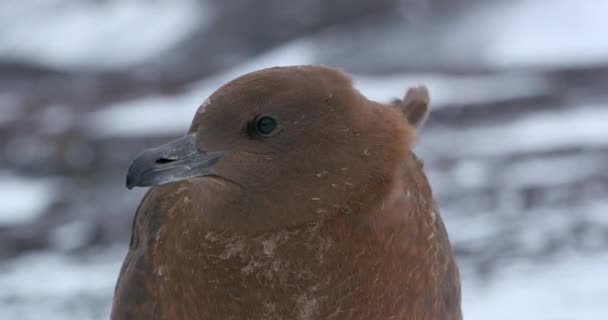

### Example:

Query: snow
xmin=0 ymin=249 xmax=121 ymax=298
xmin=86 ymin=96 xmax=200 ymax=137
xmin=429 ymin=153 xmax=608 ymax=199
xmin=0 ymin=247 xmax=124 ymax=320
xmin=0 ymin=0 xmax=205 ymax=71
xmin=478 ymin=0 xmax=608 ymax=68
xmin=3 ymin=0 xmax=607 ymax=72
xmin=500 ymin=155 xmax=608 ymax=188
xmin=434 ymin=0 xmax=608 ymax=70
xmin=425 ymin=103 xmax=608 ymax=157
xmin=449 ymin=160 xmax=489 ymax=189
xmin=513 ymin=199 xmax=607 ymax=251
xmin=442 ymin=194 xmax=608 ymax=259
xmin=49 ymin=220 xmax=95 ymax=252
xmin=462 ymin=251 xmax=608 ymax=320
xmin=442 ymin=210 xmax=502 ymax=244
xmin=0 ymin=172 xmax=58 ymax=226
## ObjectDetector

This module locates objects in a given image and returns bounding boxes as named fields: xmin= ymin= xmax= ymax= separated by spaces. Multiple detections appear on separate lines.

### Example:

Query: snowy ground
xmin=1 ymin=0 xmax=607 ymax=319
xmin=462 ymin=250 xmax=608 ymax=320
xmin=0 ymin=0 xmax=204 ymax=71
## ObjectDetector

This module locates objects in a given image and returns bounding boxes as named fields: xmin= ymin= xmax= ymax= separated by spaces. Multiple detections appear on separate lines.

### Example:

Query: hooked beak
xmin=125 ymin=134 xmax=222 ymax=189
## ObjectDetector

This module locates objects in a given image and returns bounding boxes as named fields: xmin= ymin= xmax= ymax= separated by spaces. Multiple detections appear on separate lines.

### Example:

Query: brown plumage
xmin=112 ymin=65 xmax=462 ymax=319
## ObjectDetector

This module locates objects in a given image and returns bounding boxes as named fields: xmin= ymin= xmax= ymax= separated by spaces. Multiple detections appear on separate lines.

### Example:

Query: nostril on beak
xmin=155 ymin=158 xmax=176 ymax=165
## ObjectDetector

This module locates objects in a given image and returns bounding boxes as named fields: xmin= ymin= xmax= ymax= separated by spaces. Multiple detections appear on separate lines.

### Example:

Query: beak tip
xmin=125 ymin=171 xmax=137 ymax=189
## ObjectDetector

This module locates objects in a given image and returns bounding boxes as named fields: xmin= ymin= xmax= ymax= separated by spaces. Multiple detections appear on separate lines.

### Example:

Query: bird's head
xmin=126 ymin=65 xmax=430 ymax=231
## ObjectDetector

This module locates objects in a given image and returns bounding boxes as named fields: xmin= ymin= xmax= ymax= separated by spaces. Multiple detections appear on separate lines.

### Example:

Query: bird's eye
xmin=255 ymin=115 xmax=278 ymax=136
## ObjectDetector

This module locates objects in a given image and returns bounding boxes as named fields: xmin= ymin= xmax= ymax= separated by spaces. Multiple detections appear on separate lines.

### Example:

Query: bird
xmin=111 ymin=65 xmax=462 ymax=320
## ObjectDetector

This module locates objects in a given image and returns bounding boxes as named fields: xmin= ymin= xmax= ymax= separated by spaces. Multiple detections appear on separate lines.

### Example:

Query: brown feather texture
xmin=112 ymin=65 xmax=462 ymax=320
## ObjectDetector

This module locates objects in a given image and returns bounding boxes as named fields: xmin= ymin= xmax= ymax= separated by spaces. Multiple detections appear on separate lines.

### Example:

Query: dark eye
xmin=255 ymin=116 xmax=278 ymax=136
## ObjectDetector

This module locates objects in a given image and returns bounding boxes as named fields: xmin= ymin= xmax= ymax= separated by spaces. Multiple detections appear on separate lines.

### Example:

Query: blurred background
xmin=0 ymin=0 xmax=607 ymax=319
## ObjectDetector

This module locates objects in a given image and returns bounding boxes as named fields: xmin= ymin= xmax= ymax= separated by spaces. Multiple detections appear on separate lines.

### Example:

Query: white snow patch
xmin=0 ymin=248 xmax=123 ymax=297
xmin=444 ymin=196 xmax=608 ymax=254
xmin=50 ymin=220 xmax=95 ymax=251
xmin=87 ymin=97 xmax=200 ymax=137
xmin=87 ymin=39 xmax=316 ymax=137
xmin=0 ymin=246 xmax=125 ymax=320
xmin=473 ymin=0 xmax=608 ymax=68
xmin=585 ymin=201 xmax=608 ymax=225
xmin=429 ymin=153 xmax=607 ymax=197
xmin=450 ymin=160 xmax=489 ymax=189
xmin=0 ymin=0 xmax=205 ymax=71
xmin=0 ymin=172 xmax=58 ymax=225
xmin=500 ymin=155 xmax=607 ymax=188
xmin=426 ymin=104 xmax=608 ymax=157
xmin=441 ymin=210 xmax=502 ymax=244
xmin=462 ymin=251 xmax=608 ymax=320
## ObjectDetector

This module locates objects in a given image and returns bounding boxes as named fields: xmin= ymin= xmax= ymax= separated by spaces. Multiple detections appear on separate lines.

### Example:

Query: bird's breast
xmin=144 ymin=216 xmax=459 ymax=320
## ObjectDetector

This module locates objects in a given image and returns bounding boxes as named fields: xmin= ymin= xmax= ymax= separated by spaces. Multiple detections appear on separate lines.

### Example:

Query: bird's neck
xmin=139 ymin=165 xmax=461 ymax=319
